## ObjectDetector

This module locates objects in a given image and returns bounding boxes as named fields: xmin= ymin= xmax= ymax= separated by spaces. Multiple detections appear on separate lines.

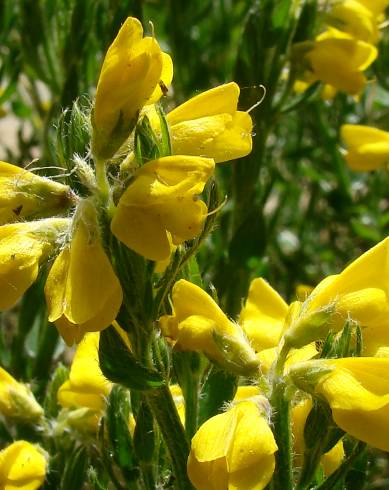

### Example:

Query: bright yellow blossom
xmin=0 ymin=441 xmax=47 ymax=490
xmin=92 ymin=17 xmax=173 ymax=159
xmin=144 ymin=82 xmax=252 ymax=163
xmin=284 ymin=236 xmax=389 ymax=354
xmin=45 ymin=201 xmax=122 ymax=345
xmin=328 ymin=0 xmax=379 ymax=43
xmin=0 ymin=218 xmax=70 ymax=310
xmin=290 ymin=357 xmax=389 ymax=452
xmin=356 ymin=0 xmax=389 ymax=16
xmin=58 ymin=332 xmax=111 ymax=412
xmin=159 ymin=279 xmax=259 ymax=375
xmin=238 ymin=278 xmax=317 ymax=371
xmin=111 ymin=155 xmax=214 ymax=261
xmin=0 ymin=161 xmax=73 ymax=225
xmin=0 ymin=367 xmax=43 ymax=421
xmin=187 ymin=400 xmax=277 ymax=490
xmin=57 ymin=332 xmax=111 ymax=432
xmin=298 ymin=28 xmax=377 ymax=96
xmin=239 ymin=278 xmax=288 ymax=351
xmin=341 ymin=124 xmax=389 ymax=171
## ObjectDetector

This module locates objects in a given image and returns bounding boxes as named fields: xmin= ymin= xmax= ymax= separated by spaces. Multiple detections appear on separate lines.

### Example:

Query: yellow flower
xmin=57 ymin=332 xmax=111 ymax=432
xmin=290 ymin=357 xmax=389 ymax=452
xmin=292 ymin=397 xmax=344 ymax=476
xmin=92 ymin=17 xmax=173 ymax=159
xmin=328 ymin=0 xmax=379 ymax=43
xmin=58 ymin=332 xmax=111 ymax=412
xmin=111 ymin=155 xmax=214 ymax=261
xmin=238 ymin=278 xmax=317 ymax=372
xmin=0 ymin=218 xmax=70 ymax=310
xmin=284 ymin=237 xmax=389 ymax=354
xmin=300 ymin=28 xmax=377 ymax=95
xmin=341 ymin=124 xmax=389 ymax=171
xmin=45 ymin=201 xmax=122 ymax=345
xmin=356 ymin=0 xmax=389 ymax=16
xmin=159 ymin=279 xmax=259 ymax=375
xmin=0 ymin=161 xmax=73 ymax=225
xmin=239 ymin=278 xmax=289 ymax=352
xmin=187 ymin=400 xmax=277 ymax=490
xmin=144 ymin=82 xmax=252 ymax=163
xmin=0 ymin=367 xmax=43 ymax=421
xmin=0 ymin=441 xmax=47 ymax=490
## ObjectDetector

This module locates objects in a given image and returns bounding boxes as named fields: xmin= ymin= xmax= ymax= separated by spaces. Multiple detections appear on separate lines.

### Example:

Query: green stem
xmin=271 ymin=342 xmax=294 ymax=490
xmin=271 ymin=381 xmax=294 ymax=490
xmin=95 ymin=158 xmax=110 ymax=202
xmin=143 ymin=385 xmax=193 ymax=490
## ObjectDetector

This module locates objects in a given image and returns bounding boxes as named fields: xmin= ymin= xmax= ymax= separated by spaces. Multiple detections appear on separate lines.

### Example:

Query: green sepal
xmin=134 ymin=401 xmax=156 ymax=464
xmin=44 ymin=363 xmax=69 ymax=418
xmin=99 ymin=326 xmax=164 ymax=391
xmin=60 ymin=445 xmax=89 ymax=490
xmin=106 ymin=385 xmax=139 ymax=483
xmin=91 ymin=107 xmax=139 ymax=161
xmin=198 ymin=366 xmax=237 ymax=425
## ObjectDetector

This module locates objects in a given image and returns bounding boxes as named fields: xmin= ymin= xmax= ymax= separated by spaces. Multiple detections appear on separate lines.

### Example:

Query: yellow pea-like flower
xmin=356 ymin=0 xmax=389 ymax=16
xmin=0 ymin=161 xmax=73 ymax=225
xmin=92 ymin=17 xmax=173 ymax=159
xmin=0 ymin=441 xmax=47 ymax=490
xmin=0 ymin=367 xmax=43 ymax=421
xmin=341 ymin=124 xmax=389 ymax=171
xmin=111 ymin=155 xmax=214 ymax=261
xmin=45 ymin=202 xmax=122 ymax=345
xmin=300 ymin=28 xmax=377 ymax=95
xmin=144 ymin=82 xmax=252 ymax=163
xmin=284 ymin=236 xmax=389 ymax=353
xmin=328 ymin=0 xmax=379 ymax=43
xmin=0 ymin=218 xmax=70 ymax=310
xmin=159 ymin=279 xmax=259 ymax=375
xmin=187 ymin=400 xmax=277 ymax=490
xmin=238 ymin=278 xmax=317 ymax=371
xmin=239 ymin=277 xmax=289 ymax=351
xmin=290 ymin=357 xmax=389 ymax=452
xmin=58 ymin=332 xmax=111 ymax=412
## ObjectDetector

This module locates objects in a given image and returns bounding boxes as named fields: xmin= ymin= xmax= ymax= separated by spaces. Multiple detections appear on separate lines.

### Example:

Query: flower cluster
xmin=294 ymin=0 xmax=386 ymax=97
xmin=0 ymin=16 xmax=253 ymax=346
xmin=156 ymin=235 xmax=389 ymax=488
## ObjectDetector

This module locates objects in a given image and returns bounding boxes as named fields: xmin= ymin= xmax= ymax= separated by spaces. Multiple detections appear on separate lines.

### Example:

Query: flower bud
xmin=92 ymin=17 xmax=173 ymax=160
xmin=0 ymin=367 xmax=43 ymax=421
xmin=0 ymin=160 xmax=74 ymax=225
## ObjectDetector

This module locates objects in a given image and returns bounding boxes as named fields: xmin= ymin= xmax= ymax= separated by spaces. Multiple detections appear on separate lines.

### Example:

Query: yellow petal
xmin=188 ymin=401 xmax=277 ymax=490
xmin=306 ymin=31 xmax=377 ymax=95
xmin=45 ymin=209 xmax=122 ymax=345
xmin=240 ymin=278 xmax=288 ymax=351
xmin=329 ymin=1 xmax=378 ymax=43
xmin=0 ymin=219 xmax=69 ymax=310
xmin=168 ymin=82 xmax=240 ymax=126
xmin=321 ymin=440 xmax=344 ymax=477
xmin=93 ymin=17 xmax=165 ymax=158
xmin=0 ymin=441 xmax=46 ymax=490
xmin=147 ymin=52 xmax=173 ymax=104
xmin=112 ymin=156 xmax=214 ymax=261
